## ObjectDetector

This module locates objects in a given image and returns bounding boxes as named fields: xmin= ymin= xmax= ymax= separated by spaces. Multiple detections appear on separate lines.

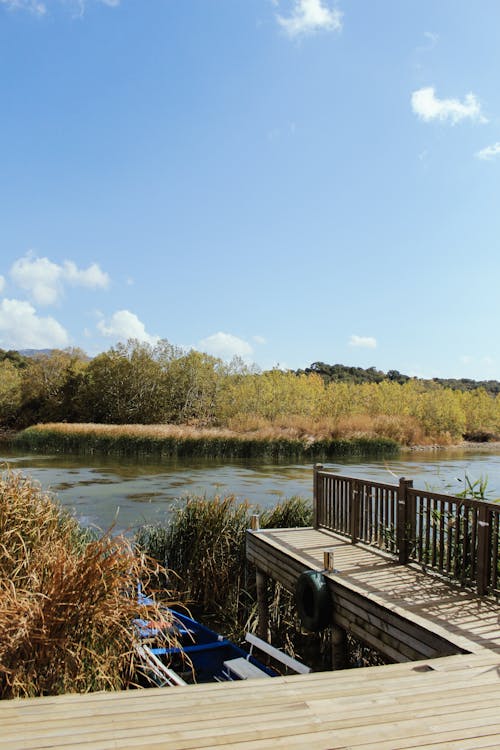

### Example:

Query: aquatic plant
xmin=136 ymin=495 xmax=313 ymax=649
xmin=13 ymin=422 xmax=399 ymax=459
xmin=0 ymin=471 xmax=177 ymax=698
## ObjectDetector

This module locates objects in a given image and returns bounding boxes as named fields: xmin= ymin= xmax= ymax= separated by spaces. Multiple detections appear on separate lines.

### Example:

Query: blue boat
xmin=135 ymin=590 xmax=310 ymax=686
xmin=137 ymin=608 xmax=277 ymax=684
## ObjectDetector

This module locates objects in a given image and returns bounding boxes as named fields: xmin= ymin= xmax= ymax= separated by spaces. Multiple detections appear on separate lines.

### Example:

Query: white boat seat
xmin=222 ymin=657 xmax=271 ymax=680
xmin=245 ymin=632 xmax=311 ymax=674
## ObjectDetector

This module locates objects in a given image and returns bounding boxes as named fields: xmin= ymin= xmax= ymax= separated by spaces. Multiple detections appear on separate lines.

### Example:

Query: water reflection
xmin=1 ymin=447 xmax=500 ymax=534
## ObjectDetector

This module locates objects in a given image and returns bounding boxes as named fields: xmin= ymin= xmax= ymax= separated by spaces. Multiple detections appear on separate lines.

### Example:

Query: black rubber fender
xmin=295 ymin=570 xmax=332 ymax=632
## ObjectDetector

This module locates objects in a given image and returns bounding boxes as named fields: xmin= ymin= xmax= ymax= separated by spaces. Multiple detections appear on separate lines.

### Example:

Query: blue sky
xmin=1 ymin=0 xmax=499 ymax=379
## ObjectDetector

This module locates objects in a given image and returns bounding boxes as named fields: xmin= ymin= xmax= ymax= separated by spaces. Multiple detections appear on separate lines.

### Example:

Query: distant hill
xmin=296 ymin=362 xmax=500 ymax=396
xmin=18 ymin=349 xmax=54 ymax=357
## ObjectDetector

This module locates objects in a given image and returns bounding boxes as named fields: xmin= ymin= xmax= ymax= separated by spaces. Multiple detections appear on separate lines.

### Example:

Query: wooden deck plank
xmin=1 ymin=656 xmax=500 ymax=750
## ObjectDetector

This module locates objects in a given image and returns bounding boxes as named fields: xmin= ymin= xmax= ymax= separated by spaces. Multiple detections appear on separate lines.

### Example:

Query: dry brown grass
xmin=32 ymin=422 xmax=239 ymax=439
xmin=327 ymin=415 xmax=429 ymax=445
xmin=0 ymin=471 xmax=176 ymax=698
xmin=21 ymin=416 xmax=441 ymax=446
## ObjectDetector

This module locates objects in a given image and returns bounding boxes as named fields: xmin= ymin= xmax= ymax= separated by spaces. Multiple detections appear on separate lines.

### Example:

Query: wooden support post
xmin=250 ymin=513 xmax=260 ymax=531
xmin=256 ymin=569 xmax=269 ymax=641
xmin=313 ymin=464 xmax=323 ymax=530
xmin=476 ymin=504 xmax=490 ymax=596
xmin=331 ymin=625 xmax=348 ymax=670
xmin=397 ymin=477 xmax=413 ymax=564
xmin=323 ymin=549 xmax=334 ymax=572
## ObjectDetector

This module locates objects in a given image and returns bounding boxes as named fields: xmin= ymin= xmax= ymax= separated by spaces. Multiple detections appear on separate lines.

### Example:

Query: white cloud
xmin=62 ymin=260 xmax=109 ymax=289
xmin=97 ymin=310 xmax=159 ymax=346
xmin=10 ymin=252 xmax=109 ymax=306
xmin=199 ymin=332 xmax=254 ymax=360
xmin=349 ymin=335 xmax=377 ymax=349
xmin=0 ymin=276 xmax=5 ymax=294
xmin=253 ymin=335 xmax=267 ymax=345
xmin=277 ymin=0 xmax=342 ymax=38
xmin=411 ymin=87 xmax=487 ymax=125
xmin=0 ymin=298 xmax=69 ymax=349
xmin=476 ymin=142 xmax=500 ymax=160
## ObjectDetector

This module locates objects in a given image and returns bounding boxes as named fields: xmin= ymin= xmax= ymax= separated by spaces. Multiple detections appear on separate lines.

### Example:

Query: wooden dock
xmin=247 ymin=526 xmax=500 ymax=661
xmin=2 ymin=468 xmax=500 ymax=749
xmin=1 ymin=648 xmax=499 ymax=749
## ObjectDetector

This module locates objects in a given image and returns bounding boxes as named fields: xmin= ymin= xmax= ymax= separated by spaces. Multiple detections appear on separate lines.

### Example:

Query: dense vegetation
xmin=0 ymin=471 xmax=177 ymax=698
xmin=301 ymin=361 xmax=500 ymax=395
xmin=136 ymin=494 xmax=385 ymax=669
xmin=14 ymin=423 xmax=398 ymax=459
xmin=1 ymin=342 xmax=500 ymax=444
xmin=136 ymin=496 xmax=316 ymax=658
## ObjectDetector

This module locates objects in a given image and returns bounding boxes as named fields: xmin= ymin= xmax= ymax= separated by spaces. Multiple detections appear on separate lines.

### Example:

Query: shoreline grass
xmin=136 ymin=494 xmax=386 ymax=669
xmin=0 ymin=471 xmax=178 ymax=699
xmin=11 ymin=422 xmax=400 ymax=459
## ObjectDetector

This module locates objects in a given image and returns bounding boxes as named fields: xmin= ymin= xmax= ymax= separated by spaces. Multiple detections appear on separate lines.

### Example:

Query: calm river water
xmin=2 ymin=447 xmax=500 ymax=534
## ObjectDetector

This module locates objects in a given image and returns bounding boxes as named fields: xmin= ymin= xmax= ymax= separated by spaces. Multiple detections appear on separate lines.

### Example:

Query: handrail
xmin=313 ymin=464 xmax=500 ymax=597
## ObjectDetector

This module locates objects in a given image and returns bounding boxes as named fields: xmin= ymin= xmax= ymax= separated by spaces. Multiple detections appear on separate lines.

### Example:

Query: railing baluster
xmin=491 ymin=514 xmax=498 ymax=593
xmin=311 ymin=468 xmax=499 ymax=596
xmin=438 ymin=498 xmax=445 ymax=573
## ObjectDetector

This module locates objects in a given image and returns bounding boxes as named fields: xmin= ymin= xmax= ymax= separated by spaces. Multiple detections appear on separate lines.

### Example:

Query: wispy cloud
xmin=411 ymin=87 xmax=487 ymax=125
xmin=10 ymin=252 xmax=109 ymax=306
xmin=97 ymin=309 xmax=159 ymax=346
xmin=199 ymin=332 xmax=253 ymax=361
xmin=0 ymin=0 xmax=120 ymax=15
xmin=0 ymin=0 xmax=46 ymax=14
xmin=417 ymin=31 xmax=439 ymax=52
xmin=349 ymin=335 xmax=377 ymax=349
xmin=0 ymin=298 xmax=69 ymax=349
xmin=476 ymin=142 xmax=500 ymax=161
xmin=0 ymin=275 xmax=5 ymax=294
xmin=253 ymin=335 xmax=267 ymax=345
xmin=276 ymin=0 xmax=342 ymax=38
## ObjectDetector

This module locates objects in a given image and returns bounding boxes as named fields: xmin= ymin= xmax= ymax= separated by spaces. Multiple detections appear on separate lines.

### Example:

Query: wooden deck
xmin=246 ymin=527 xmax=500 ymax=661
xmin=1 ymin=649 xmax=499 ymax=749
xmin=2 ymin=528 xmax=499 ymax=750
xmin=2 ymin=469 xmax=500 ymax=749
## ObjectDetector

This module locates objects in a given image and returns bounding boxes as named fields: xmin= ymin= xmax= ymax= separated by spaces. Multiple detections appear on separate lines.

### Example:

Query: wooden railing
xmin=313 ymin=465 xmax=500 ymax=597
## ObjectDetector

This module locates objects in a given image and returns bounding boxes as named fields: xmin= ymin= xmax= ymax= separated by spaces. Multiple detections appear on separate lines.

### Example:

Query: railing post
xmin=350 ymin=479 xmax=359 ymax=544
xmin=250 ymin=513 xmax=260 ymax=531
xmin=397 ymin=477 xmax=413 ymax=564
xmin=476 ymin=504 xmax=490 ymax=596
xmin=313 ymin=464 xmax=323 ymax=530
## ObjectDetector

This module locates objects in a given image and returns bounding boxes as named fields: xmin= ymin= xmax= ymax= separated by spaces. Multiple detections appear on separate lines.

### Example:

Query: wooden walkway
xmin=1 ymin=649 xmax=499 ymax=749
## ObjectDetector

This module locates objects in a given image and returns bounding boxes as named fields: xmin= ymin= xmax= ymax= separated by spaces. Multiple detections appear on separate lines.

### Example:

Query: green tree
xmin=0 ymin=360 xmax=23 ymax=427
xmin=80 ymin=341 xmax=165 ymax=424
xmin=18 ymin=349 xmax=89 ymax=426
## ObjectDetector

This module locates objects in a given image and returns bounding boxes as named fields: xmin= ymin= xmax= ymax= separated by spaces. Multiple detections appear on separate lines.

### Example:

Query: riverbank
xmin=404 ymin=440 xmax=500 ymax=453
xmin=11 ymin=423 xmax=400 ymax=459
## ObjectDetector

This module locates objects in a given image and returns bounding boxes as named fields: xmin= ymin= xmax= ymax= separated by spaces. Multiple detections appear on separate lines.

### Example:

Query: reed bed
xmin=135 ymin=494 xmax=385 ymax=669
xmin=13 ymin=422 xmax=399 ymax=459
xmin=0 ymin=471 xmax=177 ymax=699
xmin=136 ymin=495 xmax=314 ymax=650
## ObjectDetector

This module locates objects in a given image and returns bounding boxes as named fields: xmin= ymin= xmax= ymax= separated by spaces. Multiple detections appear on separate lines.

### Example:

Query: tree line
xmin=300 ymin=361 xmax=500 ymax=395
xmin=1 ymin=341 xmax=499 ymax=443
